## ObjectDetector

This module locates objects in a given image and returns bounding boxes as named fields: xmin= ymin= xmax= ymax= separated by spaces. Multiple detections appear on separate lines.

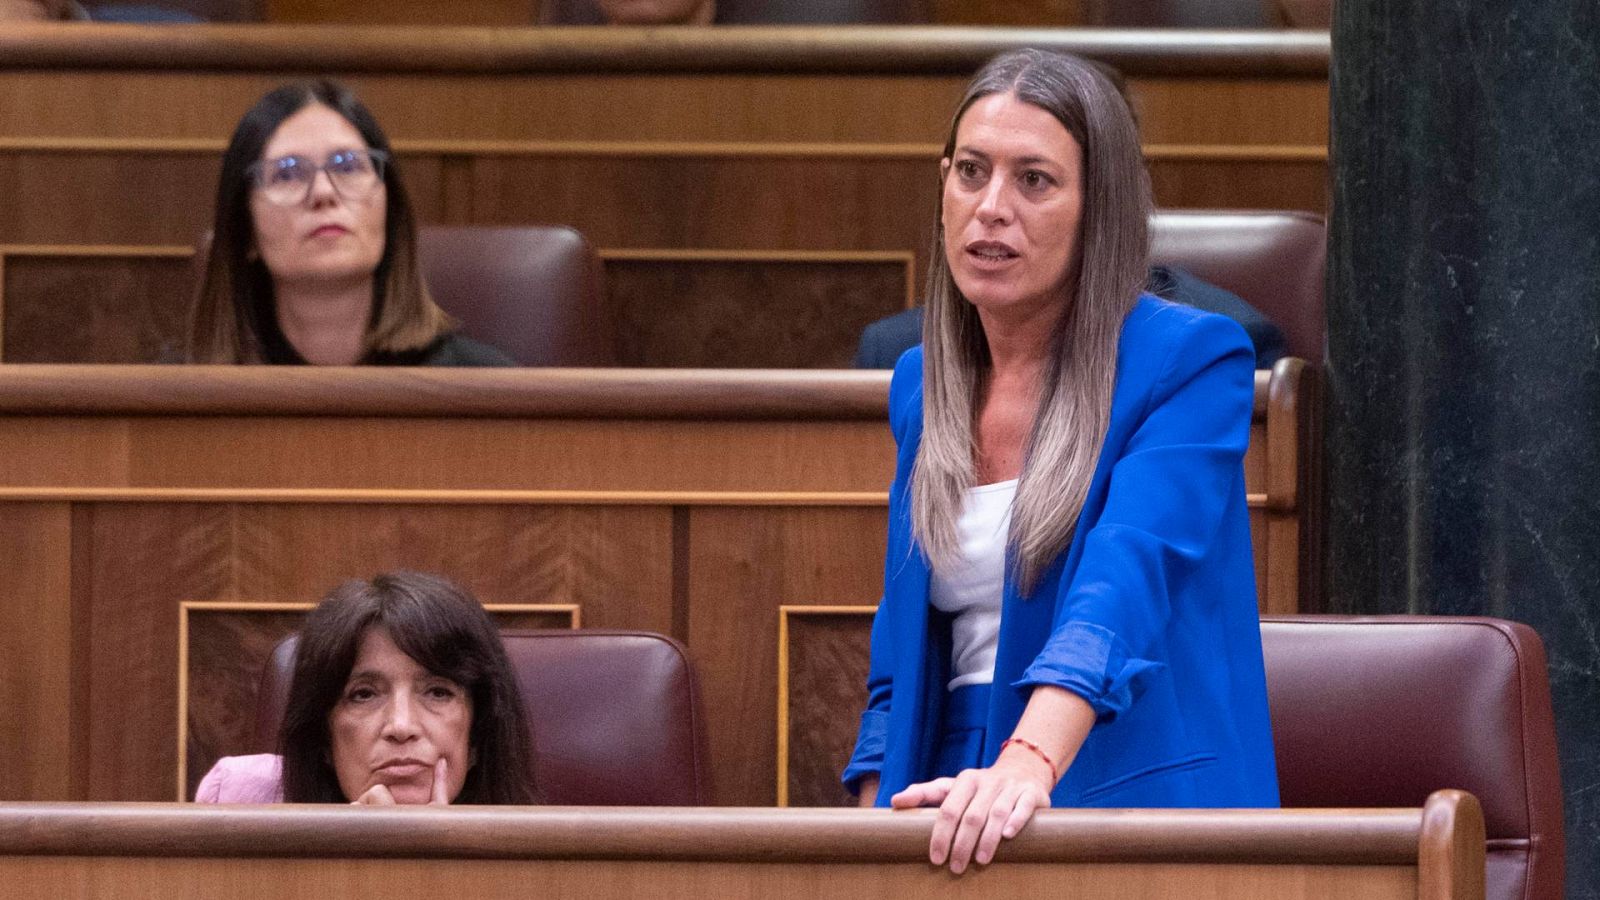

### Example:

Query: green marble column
xmin=1327 ymin=3 xmax=1599 ymax=895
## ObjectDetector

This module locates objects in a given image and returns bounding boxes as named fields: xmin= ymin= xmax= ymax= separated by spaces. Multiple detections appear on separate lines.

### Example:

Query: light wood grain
xmin=686 ymin=506 xmax=888 ymax=805
xmin=0 ymin=857 xmax=1423 ymax=900
xmin=0 ymin=504 xmax=74 ymax=800
xmin=0 ymin=798 xmax=1483 ymax=900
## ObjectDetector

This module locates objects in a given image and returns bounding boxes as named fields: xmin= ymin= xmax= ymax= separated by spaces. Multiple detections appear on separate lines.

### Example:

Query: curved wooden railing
xmin=0 ymin=23 xmax=1328 ymax=76
xmin=0 ymin=793 xmax=1487 ymax=899
xmin=0 ymin=365 xmax=892 ymax=419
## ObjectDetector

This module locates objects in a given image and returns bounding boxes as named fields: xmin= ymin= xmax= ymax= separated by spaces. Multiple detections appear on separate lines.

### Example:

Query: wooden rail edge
xmin=0 ymin=365 xmax=1290 ymax=421
xmin=0 ymin=366 xmax=891 ymax=419
xmin=0 ymin=803 xmax=1421 ymax=863
xmin=1418 ymin=790 xmax=1487 ymax=900
xmin=0 ymin=24 xmax=1330 ymax=76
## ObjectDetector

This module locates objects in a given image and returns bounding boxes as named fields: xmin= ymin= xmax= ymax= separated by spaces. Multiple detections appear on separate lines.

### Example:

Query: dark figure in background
xmin=854 ymin=268 xmax=1286 ymax=369
xmin=186 ymin=80 xmax=513 ymax=366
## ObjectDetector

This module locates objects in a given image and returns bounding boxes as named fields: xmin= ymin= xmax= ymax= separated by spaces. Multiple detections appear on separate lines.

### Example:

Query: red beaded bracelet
xmin=1000 ymin=737 xmax=1059 ymax=779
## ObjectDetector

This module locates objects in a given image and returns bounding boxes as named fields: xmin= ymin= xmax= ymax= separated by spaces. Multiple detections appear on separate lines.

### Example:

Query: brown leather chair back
xmin=252 ymin=629 xmax=708 ymax=805
xmin=1263 ymin=616 xmax=1564 ymax=900
xmin=1150 ymin=210 xmax=1326 ymax=362
xmin=417 ymin=225 xmax=616 ymax=366
xmin=192 ymin=224 xmax=613 ymax=366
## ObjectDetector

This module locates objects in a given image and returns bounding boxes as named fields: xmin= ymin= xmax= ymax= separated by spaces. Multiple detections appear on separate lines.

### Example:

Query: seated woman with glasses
xmin=196 ymin=571 xmax=538 ymax=805
xmin=185 ymin=80 xmax=513 ymax=366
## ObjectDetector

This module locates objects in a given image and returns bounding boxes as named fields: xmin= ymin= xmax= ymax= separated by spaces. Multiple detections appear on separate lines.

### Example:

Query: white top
xmin=928 ymin=478 xmax=1017 ymax=690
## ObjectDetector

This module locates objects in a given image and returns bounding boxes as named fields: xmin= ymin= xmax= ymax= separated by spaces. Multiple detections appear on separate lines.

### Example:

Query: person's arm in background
xmin=1151 ymin=266 xmax=1286 ymax=369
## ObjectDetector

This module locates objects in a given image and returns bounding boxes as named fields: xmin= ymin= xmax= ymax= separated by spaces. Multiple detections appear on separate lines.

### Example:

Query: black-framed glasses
xmin=247 ymin=148 xmax=389 ymax=206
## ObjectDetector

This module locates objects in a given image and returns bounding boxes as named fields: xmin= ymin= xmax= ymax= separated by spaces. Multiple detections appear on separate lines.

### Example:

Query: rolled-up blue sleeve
xmin=841 ymin=708 xmax=888 ymax=790
xmin=1018 ymin=620 xmax=1165 ymax=719
xmin=1015 ymin=312 xmax=1254 ymax=719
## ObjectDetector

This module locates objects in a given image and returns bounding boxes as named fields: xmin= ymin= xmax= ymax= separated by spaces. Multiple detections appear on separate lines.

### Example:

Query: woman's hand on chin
xmin=351 ymin=758 xmax=452 ymax=806
xmin=889 ymin=753 xmax=1053 ymax=874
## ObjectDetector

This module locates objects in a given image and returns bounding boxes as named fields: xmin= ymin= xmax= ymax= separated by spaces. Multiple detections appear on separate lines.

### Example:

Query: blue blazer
xmin=843 ymin=295 xmax=1280 ymax=809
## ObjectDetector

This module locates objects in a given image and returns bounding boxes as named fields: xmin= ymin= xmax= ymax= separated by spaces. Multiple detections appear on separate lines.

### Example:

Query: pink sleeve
xmin=193 ymin=754 xmax=284 ymax=803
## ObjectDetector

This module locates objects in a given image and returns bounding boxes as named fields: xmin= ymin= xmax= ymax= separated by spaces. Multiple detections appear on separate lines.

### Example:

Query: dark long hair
xmin=186 ymin=79 xmax=451 ymax=363
xmin=278 ymin=572 xmax=537 ymax=804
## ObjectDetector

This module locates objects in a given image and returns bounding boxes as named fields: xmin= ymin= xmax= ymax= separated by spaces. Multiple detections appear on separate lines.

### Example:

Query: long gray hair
xmin=912 ymin=49 xmax=1151 ymax=596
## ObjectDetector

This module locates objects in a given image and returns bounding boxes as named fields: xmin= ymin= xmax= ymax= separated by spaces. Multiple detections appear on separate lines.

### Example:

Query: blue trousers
xmin=932 ymin=683 xmax=992 ymax=778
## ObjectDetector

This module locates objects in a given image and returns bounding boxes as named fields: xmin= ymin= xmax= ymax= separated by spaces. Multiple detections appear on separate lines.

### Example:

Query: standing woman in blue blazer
xmin=841 ymin=49 xmax=1279 ymax=873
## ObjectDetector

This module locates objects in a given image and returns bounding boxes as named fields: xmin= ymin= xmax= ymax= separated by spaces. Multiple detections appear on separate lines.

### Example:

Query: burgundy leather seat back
xmin=1263 ymin=616 xmax=1564 ymax=900
xmin=417 ymin=225 xmax=616 ymax=366
xmin=1150 ymin=210 xmax=1326 ymax=362
xmin=253 ymin=629 xmax=707 ymax=806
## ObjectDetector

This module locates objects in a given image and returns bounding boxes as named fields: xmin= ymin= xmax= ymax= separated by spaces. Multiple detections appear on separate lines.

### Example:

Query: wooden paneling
xmin=81 ymin=503 xmax=232 ymax=801
xmin=182 ymin=605 xmax=308 ymax=797
xmin=0 ymin=366 xmax=1309 ymax=805
xmin=606 ymin=253 xmax=914 ymax=368
xmin=0 ymin=503 xmax=73 ymax=800
xmin=779 ymin=606 xmax=875 ymax=807
xmin=229 ymin=503 xmax=674 ymax=629
xmin=463 ymin=155 xmax=940 ymax=258
xmin=0 ymin=73 xmax=967 ymax=145
xmin=0 ymin=418 xmax=133 ymax=486
xmin=686 ymin=506 xmax=888 ymax=805
xmin=106 ymin=419 xmax=888 ymax=491
xmin=1148 ymin=158 xmax=1327 ymax=213
xmin=0 ymin=857 xmax=1423 ymax=900
xmin=0 ymin=151 xmax=217 ymax=245
xmin=1 ymin=251 xmax=191 ymax=363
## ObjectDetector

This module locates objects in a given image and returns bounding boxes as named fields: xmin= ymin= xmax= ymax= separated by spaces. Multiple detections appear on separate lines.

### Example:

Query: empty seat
xmin=417 ymin=225 xmax=616 ymax=367
xmin=1150 ymin=209 xmax=1326 ymax=362
xmin=1263 ymin=615 xmax=1564 ymax=900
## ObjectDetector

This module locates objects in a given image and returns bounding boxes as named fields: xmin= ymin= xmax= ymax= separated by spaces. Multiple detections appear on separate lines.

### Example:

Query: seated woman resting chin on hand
xmin=195 ymin=571 xmax=536 ymax=805
xmin=842 ymin=48 xmax=1279 ymax=875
